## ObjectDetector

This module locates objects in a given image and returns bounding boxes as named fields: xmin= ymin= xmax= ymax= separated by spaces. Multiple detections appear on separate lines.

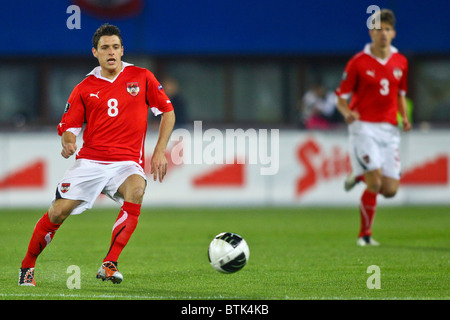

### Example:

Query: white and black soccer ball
xmin=208 ymin=232 xmax=250 ymax=273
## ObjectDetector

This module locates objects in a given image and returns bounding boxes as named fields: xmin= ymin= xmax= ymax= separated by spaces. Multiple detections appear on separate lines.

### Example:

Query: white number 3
xmin=379 ymin=78 xmax=389 ymax=96
xmin=107 ymin=98 xmax=119 ymax=117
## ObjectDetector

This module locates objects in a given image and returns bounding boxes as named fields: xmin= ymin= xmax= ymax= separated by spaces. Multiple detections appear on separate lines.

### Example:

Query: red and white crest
xmin=61 ymin=183 xmax=71 ymax=193
xmin=127 ymin=82 xmax=140 ymax=96
xmin=393 ymin=68 xmax=403 ymax=80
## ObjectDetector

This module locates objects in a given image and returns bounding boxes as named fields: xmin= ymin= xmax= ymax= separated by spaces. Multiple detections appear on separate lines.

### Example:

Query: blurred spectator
xmin=12 ymin=112 xmax=28 ymax=128
xmin=162 ymin=76 xmax=188 ymax=127
xmin=299 ymin=83 xmax=340 ymax=129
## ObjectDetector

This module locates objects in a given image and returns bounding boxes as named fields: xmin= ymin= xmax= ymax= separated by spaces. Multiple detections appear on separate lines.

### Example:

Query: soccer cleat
xmin=344 ymin=172 xmax=360 ymax=191
xmin=96 ymin=261 xmax=123 ymax=284
xmin=19 ymin=268 xmax=36 ymax=286
xmin=357 ymin=236 xmax=380 ymax=247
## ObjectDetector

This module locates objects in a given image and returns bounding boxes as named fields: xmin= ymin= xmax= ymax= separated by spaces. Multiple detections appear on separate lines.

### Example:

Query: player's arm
xmin=335 ymin=58 xmax=359 ymax=124
xmin=336 ymin=96 xmax=359 ymax=124
xmin=61 ymin=131 xmax=78 ymax=159
xmin=397 ymin=95 xmax=411 ymax=132
xmin=58 ymin=86 xmax=84 ymax=159
xmin=397 ymin=60 xmax=411 ymax=132
xmin=151 ymin=110 xmax=175 ymax=182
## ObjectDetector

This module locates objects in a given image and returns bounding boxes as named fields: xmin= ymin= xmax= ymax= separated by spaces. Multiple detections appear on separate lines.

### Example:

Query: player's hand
xmin=402 ymin=119 xmax=412 ymax=132
xmin=151 ymin=151 xmax=168 ymax=182
xmin=343 ymin=110 xmax=360 ymax=124
xmin=61 ymin=143 xmax=77 ymax=159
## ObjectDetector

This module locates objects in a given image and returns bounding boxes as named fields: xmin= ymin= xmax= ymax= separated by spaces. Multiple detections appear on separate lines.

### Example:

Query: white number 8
xmin=379 ymin=78 xmax=389 ymax=96
xmin=107 ymin=98 xmax=119 ymax=117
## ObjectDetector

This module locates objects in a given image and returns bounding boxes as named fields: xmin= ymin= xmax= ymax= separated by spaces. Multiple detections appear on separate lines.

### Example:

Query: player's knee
xmin=380 ymin=179 xmax=399 ymax=198
xmin=48 ymin=202 xmax=73 ymax=224
xmin=381 ymin=188 xmax=397 ymax=198
xmin=125 ymin=186 xmax=145 ymax=204
xmin=367 ymin=181 xmax=382 ymax=194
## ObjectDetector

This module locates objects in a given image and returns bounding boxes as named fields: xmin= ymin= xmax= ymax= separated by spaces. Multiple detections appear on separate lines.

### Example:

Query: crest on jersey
xmin=393 ymin=68 xmax=403 ymax=80
xmin=127 ymin=82 xmax=140 ymax=96
xmin=61 ymin=183 xmax=71 ymax=193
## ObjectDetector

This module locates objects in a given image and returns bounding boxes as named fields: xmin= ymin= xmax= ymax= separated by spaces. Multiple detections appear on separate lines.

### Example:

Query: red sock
xmin=104 ymin=201 xmax=141 ymax=262
xmin=21 ymin=212 xmax=61 ymax=269
xmin=359 ymin=189 xmax=377 ymax=237
xmin=356 ymin=175 xmax=366 ymax=183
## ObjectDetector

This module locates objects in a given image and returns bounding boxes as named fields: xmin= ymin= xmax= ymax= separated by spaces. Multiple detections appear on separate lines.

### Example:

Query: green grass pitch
xmin=0 ymin=206 xmax=448 ymax=300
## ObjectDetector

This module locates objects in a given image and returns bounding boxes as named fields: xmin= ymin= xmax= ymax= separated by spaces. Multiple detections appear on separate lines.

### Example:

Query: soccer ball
xmin=208 ymin=232 xmax=250 ymax=273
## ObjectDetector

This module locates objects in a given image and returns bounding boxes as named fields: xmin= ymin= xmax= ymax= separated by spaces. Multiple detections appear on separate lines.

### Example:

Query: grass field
xmin=0 ymin=206 xmax=448 ymax=301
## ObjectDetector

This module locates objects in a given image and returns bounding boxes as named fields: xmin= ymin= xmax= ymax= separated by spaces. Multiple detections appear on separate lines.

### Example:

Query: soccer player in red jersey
xmin=335 ymin=9 xmax=411 ymax=246
xmin=19 ymin=24 xmax=176 ymax=286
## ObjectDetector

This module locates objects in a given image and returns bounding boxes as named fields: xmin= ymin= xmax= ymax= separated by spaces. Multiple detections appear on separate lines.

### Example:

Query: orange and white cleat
xmin=19 ymin=267 xmax=37 ymax=286
xmin=96 ymin=261 xmax=123 ymax=284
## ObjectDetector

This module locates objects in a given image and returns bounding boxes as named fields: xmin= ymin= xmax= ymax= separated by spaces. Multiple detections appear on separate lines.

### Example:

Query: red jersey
xmin=335 ymin=44 xmax=408 ymax=125
xmin=58 ymin=62 xmax=174 ymax=168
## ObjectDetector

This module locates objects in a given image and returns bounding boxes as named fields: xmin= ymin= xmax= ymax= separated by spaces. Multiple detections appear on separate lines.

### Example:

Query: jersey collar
xmin=363 ymin=43 xmax=398 ymax=66
xmin=86 ymin=61 xmax=134 ymax=82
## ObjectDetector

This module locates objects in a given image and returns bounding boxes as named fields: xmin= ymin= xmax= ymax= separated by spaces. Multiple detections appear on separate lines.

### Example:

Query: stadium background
xmin=0 ymin=0 xmax=449 ymax=208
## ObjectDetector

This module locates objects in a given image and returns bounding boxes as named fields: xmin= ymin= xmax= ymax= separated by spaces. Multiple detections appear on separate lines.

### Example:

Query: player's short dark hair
xmin=376 ymin=9 xmax=396 ymax=28
xmin=92 ymin=23 xmax=123 ymax=49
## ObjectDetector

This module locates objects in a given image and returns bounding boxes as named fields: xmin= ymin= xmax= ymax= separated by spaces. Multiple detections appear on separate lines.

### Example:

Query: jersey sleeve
xmin=398 ymin=58 xmax=408 ymax=96
xmin=57 ymin=85 xmax=86 ymax=136
xmin=146 ymin=70 xmax=174 ymax=116
xmin=335 ymin=57 xmax=358 ymax=99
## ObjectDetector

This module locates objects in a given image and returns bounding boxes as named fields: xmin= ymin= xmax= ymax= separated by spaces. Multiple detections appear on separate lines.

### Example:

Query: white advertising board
xmin=0 ymin=129 xmax=448 ymax=208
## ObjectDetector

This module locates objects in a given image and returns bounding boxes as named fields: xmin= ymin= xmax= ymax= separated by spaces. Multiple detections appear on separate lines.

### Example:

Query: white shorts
xmin=348 ymin=121 xmax=401 ymax=180
xmin=54 ymin=159 xmax=147 ymax=215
